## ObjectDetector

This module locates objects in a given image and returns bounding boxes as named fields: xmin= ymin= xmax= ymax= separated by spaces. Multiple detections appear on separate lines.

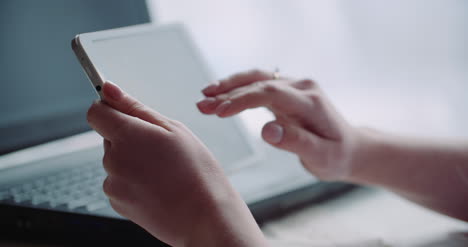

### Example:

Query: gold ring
xmin=273 ymin=68 xmax=280 ymax=79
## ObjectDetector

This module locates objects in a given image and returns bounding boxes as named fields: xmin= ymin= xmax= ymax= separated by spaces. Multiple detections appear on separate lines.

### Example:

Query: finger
xmin=102 ymin=82 xmax=171 ymax=130
xmin=102 ymin=148 xmax=130 ymax=178
xmin=201 ymin=69 xmax=273 ymax=96
xmin=196 ymin=97 xmax=219 ymax=114
xmin=197 ymin=79 xmax=288 ymax=115
xmin=103 ymin=176 xmax=136 ymax=203
xmin=197 ymin=78 xmax=312 ymax=115
xmin=108 ymin=198 xmax=130 ymax=219
xmin=211 ymin=81 xmax=311 ymax=118
xmin=103 ymin=139 xmax=111 ymax=153
xmin=102 ymin=144 xmax=134 ymax=177
xmin=290 ymin=79 xmax=317 ymax=90
xmin=87 ymin=101 xmax=165 ymax=142
xmin=102 ymin=148 xmax=113 ymax=175
xmin=87 ymin=101 xmax=135 ymax=141
xmin=261 ymin=121 xmax=321 ymax=156
xmin=218 ymin=84 xmax=340 ymax=139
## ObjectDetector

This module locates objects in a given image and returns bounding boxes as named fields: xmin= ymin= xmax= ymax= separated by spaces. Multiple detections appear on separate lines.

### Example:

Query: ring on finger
xmin=273 ymin=68 xmax=280 ymax=80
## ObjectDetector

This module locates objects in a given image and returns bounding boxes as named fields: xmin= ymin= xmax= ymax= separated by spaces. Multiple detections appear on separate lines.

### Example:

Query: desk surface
xmin=263 ymin=187 xmax=468 ymax=247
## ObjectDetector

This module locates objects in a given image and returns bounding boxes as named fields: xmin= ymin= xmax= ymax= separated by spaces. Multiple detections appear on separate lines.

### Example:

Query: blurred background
xmin=152 ymin=0 xmax=468 ymax=139
xmin=0 ymin=1 xmax=466 ymax=246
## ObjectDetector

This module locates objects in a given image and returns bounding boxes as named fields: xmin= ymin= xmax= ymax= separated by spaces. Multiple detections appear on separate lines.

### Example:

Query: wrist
xmin=184 ymin=183 xmax=268 ymax=247
xmin=344 ymin=127 xmax=385 ymax=185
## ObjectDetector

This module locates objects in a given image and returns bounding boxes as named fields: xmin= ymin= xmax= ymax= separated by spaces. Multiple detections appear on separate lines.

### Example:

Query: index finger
xmin=214 ymin=81 xmax=311 ymax=119
xmin=87 ymin=101 xmax=163 ymax=142
xmin=202 ymin=69 xmax=273 ymax=96
xmin=101 ymin=82 xmax=171 ymax=131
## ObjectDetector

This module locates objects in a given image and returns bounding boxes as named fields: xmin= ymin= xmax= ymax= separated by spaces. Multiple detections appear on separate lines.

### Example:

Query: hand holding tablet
xmin=86 ymin=82 xmax=268 ymax=246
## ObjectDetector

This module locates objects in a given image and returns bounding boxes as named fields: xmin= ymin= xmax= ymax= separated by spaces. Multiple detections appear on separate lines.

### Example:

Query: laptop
xmin=0 ymin=0 xmax=352 ymax=245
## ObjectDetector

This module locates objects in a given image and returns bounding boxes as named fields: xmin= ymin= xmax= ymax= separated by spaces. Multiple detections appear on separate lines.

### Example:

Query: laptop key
xmin=0 ymin=191 xmax=12 ymax=201
xmin=13 ymin=194 xmax=31 ymax=203
xmin=9 ymin=187 xmax=22 ymax=195
xmin=1 ymin=162 xmax=112 ymax=215
xmin=21 ymin=183 xmax=34 ymax=191
xmin=31 ymin=195 xmax=49 ymax=205
xmin=86 ymin=199 xmax=109 ymax=212
xmin=67 ymin=195 xmax=98 ymax=210
xmin=0 ymin=191 xmax=9 ymax=200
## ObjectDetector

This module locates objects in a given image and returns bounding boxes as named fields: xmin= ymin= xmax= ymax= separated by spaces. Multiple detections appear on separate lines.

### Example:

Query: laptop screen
xmin=0 ymin=0 xmax=150 ymax=155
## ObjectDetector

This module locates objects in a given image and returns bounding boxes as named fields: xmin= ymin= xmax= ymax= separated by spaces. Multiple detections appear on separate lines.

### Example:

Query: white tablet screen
xmin=83 ymin=25 xmax=257 ymax=172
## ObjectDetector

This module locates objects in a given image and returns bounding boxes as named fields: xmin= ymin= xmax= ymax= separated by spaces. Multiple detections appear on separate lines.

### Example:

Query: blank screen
xmin=84 ymin=26 xmax=256 ymax=172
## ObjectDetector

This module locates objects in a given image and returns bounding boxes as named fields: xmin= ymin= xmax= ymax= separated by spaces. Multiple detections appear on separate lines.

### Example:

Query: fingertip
xmin=196 ymin=102 xmax=212 ymax=114
xmin=103 ymin=81 xmax=123 ymax=101
xmin=196 ymin=97 xmax=219 ymax=114
xmin=201 ymin=82 xmax=219 ymax=96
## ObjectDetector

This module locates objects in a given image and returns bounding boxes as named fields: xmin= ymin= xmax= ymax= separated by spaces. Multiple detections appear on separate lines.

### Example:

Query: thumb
xmin=102 ymin=81 xmax=170 ymax=128
xmin=261 ymin=121 xmax=320 ymax=156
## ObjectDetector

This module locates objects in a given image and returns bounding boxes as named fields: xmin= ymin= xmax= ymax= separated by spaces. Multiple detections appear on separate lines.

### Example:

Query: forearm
xmin=347 ymin=128 xmax=468 ymax=221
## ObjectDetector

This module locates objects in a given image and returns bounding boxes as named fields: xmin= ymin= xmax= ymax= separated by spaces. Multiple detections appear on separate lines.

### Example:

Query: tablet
xmin=72 ymin=23 xmax=260 ymax=173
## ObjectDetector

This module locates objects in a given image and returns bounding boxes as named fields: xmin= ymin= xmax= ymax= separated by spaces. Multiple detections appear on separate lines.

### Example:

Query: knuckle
xmin=102 ymin=148 xmax=129 ymax=176
xmin=305 ymin=91 xmax=321 ymax=104
xmin=288 ymin=128 xmax=310 ymax=147
xmin=113 ymin=121 xmax=132 ymax=141
xmin=108 ymin=199 xmax=118 ymax=211
xmin=297 ymin=79 xmax=317 ymax=89
xmin=217 ymin=80 xmax=229 ymax=90
xmin=102 ymin=152 xmax=114 ymax=173
xmin=108 ymin=200 xmax=128 ymax=217
xmin=102 ymin=153 xmax=110 ymax=167
xmin=262 ymin=82 xmax=280 ymax=94
xmin=243 ymin=88 xmax=262 ymax=100
xmin=126 ymin=101 xmax=145 ymax=116
xmin=168 ymin=119 xmax=186 ymax=130
xmin=170 ymin=119 xmax=183 ymax=127
xmin=102 ymin=176 xmax=113 ymax=196
xmin=215 ymin=93 xmax=230 ymax=101
xmin=249 ymin=68 xmax=264 ymax=77
xmin=300 ymin=133 xmax=313 ymax=147
xmin=86 ymin=103 xmax=99 ymax=123
xmin=287 ymin=127 xmax=302 ymax=145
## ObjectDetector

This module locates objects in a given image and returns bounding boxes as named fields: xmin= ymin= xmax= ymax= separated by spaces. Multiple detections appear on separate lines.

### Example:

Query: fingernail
xmin=196 ymin=97 xmax=217 ymax=108
xmin=104 ymin=81 xmax=123 ymax=101
xmin=202 ymin=82 xmax=218 ymax=95
xmin=263 ymin=123 xmax=283 ymax=144
xmin=215 ymin=100 xmax=231 ymax=115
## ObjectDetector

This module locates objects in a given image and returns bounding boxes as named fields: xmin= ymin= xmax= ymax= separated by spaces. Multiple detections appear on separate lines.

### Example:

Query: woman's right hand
xmin=198 ymin=70 xmax=468 ymax=222
xmin=197 ymin=70 xmax=361 ymax=181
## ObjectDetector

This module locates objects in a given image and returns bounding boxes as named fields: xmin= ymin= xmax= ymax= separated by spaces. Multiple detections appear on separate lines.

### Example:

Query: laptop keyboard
xmin=0 ymin=162 xmax=113 ymax=216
